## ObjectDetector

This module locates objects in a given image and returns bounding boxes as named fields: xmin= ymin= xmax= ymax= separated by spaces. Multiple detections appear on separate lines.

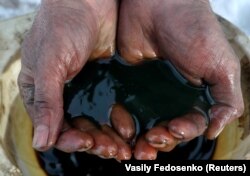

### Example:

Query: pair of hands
xmin=18 ymin=0 xmax=244 ymax=160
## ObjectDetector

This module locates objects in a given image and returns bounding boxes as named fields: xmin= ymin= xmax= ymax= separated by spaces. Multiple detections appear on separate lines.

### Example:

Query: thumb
xmin=204 ymin=58 xmax=244 ymax=139
xmin=32 ymin=62 xmax=66 ymax=151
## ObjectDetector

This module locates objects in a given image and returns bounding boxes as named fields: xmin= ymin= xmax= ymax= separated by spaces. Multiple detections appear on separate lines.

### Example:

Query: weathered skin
xmin=18 ymin=0 xmax=244 ymax=161
xmin=117 ymin=0 xmax=244 ymax=159
xmin=17 ymin=0 xmax=134 ymax=160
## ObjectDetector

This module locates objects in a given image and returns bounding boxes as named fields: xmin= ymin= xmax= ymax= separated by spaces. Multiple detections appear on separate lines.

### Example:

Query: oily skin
xmin=18 ymin=0 xmax=244 ymax=160
xmin=117 ymin=0 xmax=244 ymax=159
xmin=18 ymin=0 xmax=134 ymax=160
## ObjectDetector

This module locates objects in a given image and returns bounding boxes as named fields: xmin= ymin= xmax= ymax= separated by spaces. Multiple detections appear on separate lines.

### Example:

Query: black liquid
xmin=64 ymin=55 xmax=214 ymax=134
xmin=37 ymin=55 xmax=216 ymax=176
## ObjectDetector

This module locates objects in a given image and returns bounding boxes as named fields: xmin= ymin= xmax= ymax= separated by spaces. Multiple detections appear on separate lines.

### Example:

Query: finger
xmin=110 ymin=104 xmax=135 ymax=141
xmin=55 ymin=129 xmax=94 ymax=153
xmin=206 ymin=104 xmax=242 ymax=139
xmin=167 ymin=111 xmax=208 ymax=141
xmin=72 ymin=118 xmax=118 ymax=159
xmin=86 ymin=129 xmax=118 ymax=159
xmin=145 ymin=125 xmax=179 ymax=152
xmin=102 ymin=125 xmax=132 ymax=160
xmin=18 ymin=72 xmax=54 ymax=151
xmin=204 ymin=58 xmax=244 ymax=139
xmin=117 ymin=0 xmax=159 ymax=64
xmin=30 ymin=54 xmax=69 ymax=151
xmin=55 ymin=121 xmax=93 ymax=152
xmin=134 ymin=135 xmax=157 ymax=160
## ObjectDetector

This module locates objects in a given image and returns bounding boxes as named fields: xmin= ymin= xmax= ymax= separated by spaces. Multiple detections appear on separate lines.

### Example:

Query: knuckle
xmin=34 ymin=99 xmax=51 ymax=110
xmin=18 ymin=83 xmax=35 ymax=106
xmin=33 ymin=100 xmax=52 ymax=122
xmin=34 ymin=88 xmax=53 ymax=109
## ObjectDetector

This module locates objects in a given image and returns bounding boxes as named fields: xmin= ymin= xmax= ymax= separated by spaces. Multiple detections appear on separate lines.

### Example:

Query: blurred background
xmin=0 ymin=0 xmax=249 ymax=35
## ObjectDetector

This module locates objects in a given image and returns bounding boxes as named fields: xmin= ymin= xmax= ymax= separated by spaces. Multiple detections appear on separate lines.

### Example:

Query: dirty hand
xmin=18 ymin=0 xmax=133 ymax=159
xmin=118 ymin=0 xmax=244 ymax=159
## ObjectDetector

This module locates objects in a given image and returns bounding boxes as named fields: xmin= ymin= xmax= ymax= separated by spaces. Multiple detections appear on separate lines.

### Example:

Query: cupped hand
xmin=118 ymin=0 xmax=244 ymax=159
xmin=17 ymin=0 xmax=135 ymax=157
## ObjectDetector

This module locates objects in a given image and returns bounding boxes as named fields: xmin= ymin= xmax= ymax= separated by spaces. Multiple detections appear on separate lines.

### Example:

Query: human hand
xmin=18 ymin=0 xmax=135 ymax=159
xmin=55 ymin=104 xmax=135 ymax=160
xmin=117 ymin=0 xmax=244 ymax=159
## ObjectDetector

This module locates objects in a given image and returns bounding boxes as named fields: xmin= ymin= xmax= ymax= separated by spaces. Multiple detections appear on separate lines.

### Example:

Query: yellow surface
xmin=0 ymin=58 xmax=45 ymax=175
xmin=213 ymin=120 xmax=243 ymax=159
xmin=7 ymin=95 xmax=46 ymax=176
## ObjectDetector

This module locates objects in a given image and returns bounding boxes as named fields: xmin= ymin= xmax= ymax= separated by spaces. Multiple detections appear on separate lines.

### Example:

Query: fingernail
xmin=99 ymin=155 xmax=115 ymax=159
xmin=77 ymin=141 xmax=93 ymax=152
xmin=93 ymin=149 xmax=116 ymax=159
xmin=99 ymin=149 xmax=117 ymax=159
xmin=214 ymin=127 xmax=224 ymax=139
xmin=118 ymin=151 xmax=131 ymax=160
xmin=77 ymin=148 xmax=90 ymax=152
xmin=120 ymin=128 xmax=134 ymax=140
xmin=148 ymin=155 xmax=157 ymax=160
xmin=123 ymin=153 xmax=131 ymax=160
xmin=108 ymin=149 xmax=117 ymax=158
xmin=136 ymin=152 xmax=156 ymax=160
xmin=32 ymin=125 xmax=49 ymax=150
xmin=147 ymin=138 xmax=168 ymax=148
xmin=99 ymin=152 xmax=117 ymax=159
xmin=169 ymin=126 xmax=185 ymax=140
